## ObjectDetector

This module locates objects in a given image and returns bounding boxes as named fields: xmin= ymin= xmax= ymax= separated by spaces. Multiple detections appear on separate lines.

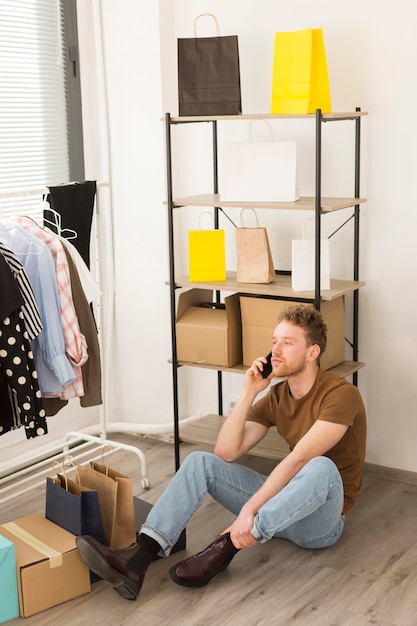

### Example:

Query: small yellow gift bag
xmin=271 ymin=28 xmax=331 ymax=114
xmin=188 ymin=212 xmax=226 ymax=282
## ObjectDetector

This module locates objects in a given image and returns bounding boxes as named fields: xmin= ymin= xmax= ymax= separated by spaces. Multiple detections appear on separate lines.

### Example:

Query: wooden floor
xmin=2 ymin=433 xmax=417 ymax=626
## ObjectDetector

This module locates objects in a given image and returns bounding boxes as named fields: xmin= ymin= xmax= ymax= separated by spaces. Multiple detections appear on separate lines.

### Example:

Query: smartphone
xmin=261 ymin=352 xmax=273 ymax=378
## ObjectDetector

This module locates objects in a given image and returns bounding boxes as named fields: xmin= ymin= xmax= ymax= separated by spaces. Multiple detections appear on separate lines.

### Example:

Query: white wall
xmin=1 ymin=0 xmax=416 ymax=473
xmin=85 ymin=0 xmax=416 ymax=472
xmin=74 ymin=0 xmax=175 ymax=431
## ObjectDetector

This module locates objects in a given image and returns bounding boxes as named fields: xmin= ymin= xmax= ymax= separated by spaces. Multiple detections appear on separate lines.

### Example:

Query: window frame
xmin=62 ymin=0 xmax=85 ymax=182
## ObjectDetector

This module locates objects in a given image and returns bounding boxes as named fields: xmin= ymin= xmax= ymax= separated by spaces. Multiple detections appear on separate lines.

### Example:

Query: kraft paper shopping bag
xmin=236 ymin=209 xmax=276 ymax=283
xmin=78 ymin=451 xmax=136 ymax=549
xmin=271 ymin=28 xmax=331 ymax=114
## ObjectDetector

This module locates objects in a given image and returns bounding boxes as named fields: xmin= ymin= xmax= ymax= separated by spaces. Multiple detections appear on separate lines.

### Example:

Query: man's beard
xmin=273 ymin=358 xmax=308 ymax=378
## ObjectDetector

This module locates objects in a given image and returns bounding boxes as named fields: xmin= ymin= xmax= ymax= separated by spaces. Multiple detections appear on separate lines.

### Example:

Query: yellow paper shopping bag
xmin=271 ymin=28 xmax=331 ymax=114
xmin=188 ymin=212 xmax=226 ymax=281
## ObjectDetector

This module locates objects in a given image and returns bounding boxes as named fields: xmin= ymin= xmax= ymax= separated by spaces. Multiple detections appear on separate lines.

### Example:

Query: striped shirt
xmin=0 ymin=241 xmax=43 ymax=341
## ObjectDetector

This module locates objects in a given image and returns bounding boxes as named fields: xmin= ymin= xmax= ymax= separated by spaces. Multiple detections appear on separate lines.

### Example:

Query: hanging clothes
xmin=13 ymin=216 xmax=88 ymax=402
xmin=63 ymin=245 xmax=102 ymax=406
xmin=59 ymin=235 xmax=102 ymax=305
xmin=0 ymin=222 xmax=76 ymax=394
xmin=42 ymin=244 xmax=103 ymax=416
xmin=0 ymin=242 xmax=43 ymax=341
xmin=0 ymin=254 xmax=47 ymax=439
xmin=0 ymin=181 xmax=102 ymax=425
xmin=46 ymin=181 xmax=97 ymax=268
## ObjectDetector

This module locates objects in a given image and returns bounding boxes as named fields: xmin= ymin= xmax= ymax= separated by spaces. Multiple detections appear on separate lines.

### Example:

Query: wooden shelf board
xmin=165 ymin=112 xmax=368 ymax=123
xmin=171 ymin=193 xmax=366 ymax=213
xmin=175 ymin=360 xmax=364 ymax=378
xmin=173 ymin=272 xmax=365 ymax=301
xmin=179 ymin=414 xmax=289 ymax=460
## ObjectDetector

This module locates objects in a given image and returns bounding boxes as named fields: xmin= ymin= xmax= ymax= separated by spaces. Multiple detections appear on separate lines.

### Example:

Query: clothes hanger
xmin=42 ymin=197 xmax=78 ymax=240
xmin=0 ymin=194 xmax=43 ymax=255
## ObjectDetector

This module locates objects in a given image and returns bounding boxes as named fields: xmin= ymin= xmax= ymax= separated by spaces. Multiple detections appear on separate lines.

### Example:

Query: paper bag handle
xmin=302 ymin=217 xmax=314 ymax=239
xmin=302 ymin=217 xmax=328 ymax=240
xmin=50 ymin=461 xmax=67 ymax=488
xmin=240 ymin=207 xmax=260 ymax=228
xmin=198 ymin=211 xmax=215 ymax=230
xmin=301 ymin=217 xmax=330 ymax=241
xmin=50 ymin=459 xmax=82 ymax=490
xmin=63 ymin=455 xmax=82 ymax=487
xmin=193 ymin=13 xmax=220 ymax=37
xmin=92 ymin=445 xmax=118 ymax=475
xmin=249 ymin=119 xmax=274 ymax=143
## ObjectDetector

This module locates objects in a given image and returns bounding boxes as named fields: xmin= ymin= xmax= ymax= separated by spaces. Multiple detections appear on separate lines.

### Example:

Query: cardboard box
xmin=240 ymin=296 xmax=345 ymax=371
xmin=0 ymin=514 xmax=90 ymax=617
xmin=0 ymin=535 xmax=19 ymax=623
xmin=176 ymin=289 xmax=242 ymax=367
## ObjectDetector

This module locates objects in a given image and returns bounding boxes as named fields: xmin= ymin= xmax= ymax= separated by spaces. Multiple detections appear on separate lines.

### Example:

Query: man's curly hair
xmin=277 ymin=304 xmax=327 ymax=357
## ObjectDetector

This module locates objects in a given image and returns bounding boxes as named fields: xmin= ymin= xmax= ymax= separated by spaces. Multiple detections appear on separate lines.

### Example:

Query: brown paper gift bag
xmin=236 ymin=209 xmax=276 ymax=283
xmin=77 ymin=453 xmax=136 ymax=548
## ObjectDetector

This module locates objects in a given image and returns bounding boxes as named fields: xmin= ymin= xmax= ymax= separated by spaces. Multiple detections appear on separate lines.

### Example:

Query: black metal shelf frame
xmin=164 ymin=110 xmax=363 ymax=470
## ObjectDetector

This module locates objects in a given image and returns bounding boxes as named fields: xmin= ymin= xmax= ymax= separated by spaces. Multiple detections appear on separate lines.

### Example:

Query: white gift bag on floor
xmin=292 ymin=220 xmax=330 ymax=291
xmin=220 ymin=120 xmax=299 ymax=202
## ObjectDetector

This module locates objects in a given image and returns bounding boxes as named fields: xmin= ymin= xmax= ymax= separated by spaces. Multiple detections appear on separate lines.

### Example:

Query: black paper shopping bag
xmin=178 ymin=13 xmax=241 ymax=116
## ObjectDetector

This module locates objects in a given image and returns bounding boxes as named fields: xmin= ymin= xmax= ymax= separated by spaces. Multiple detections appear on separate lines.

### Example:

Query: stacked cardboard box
xmin=240 ymin=296 xmax=345 ymax=370
xmin=175 ymin=288 xmax=345 ymax=371
xmin=176 ymin=289 xmax=242 ymax=367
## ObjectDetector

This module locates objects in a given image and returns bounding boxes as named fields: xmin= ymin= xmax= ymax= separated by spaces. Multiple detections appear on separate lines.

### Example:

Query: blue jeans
xmin=141 ymin=451 xmax=345 ymax=557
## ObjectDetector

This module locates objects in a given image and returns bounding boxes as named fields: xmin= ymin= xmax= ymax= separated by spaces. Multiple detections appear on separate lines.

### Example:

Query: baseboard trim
xmin=365 ymin=462 xmax=417 ymax=485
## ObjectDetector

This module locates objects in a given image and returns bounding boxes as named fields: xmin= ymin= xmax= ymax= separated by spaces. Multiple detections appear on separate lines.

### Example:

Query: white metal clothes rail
xmin=0 ymin=182 xmax=151 ymax=505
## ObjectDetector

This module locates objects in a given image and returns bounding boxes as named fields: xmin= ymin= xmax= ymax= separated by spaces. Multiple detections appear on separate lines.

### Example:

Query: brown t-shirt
xmin=247 ymin=369 xmax=367 ymax=515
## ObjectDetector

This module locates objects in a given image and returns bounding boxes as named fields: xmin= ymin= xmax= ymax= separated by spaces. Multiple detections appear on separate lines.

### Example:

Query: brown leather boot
xmin=169 ymin=535 xmax=239 ymax=588
xmin=76 ymin=535 xmax=155 ymax=600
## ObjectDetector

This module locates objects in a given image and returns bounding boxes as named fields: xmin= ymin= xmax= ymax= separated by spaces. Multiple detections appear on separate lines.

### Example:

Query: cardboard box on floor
xmin=0 ymin=513 xmax=90 ymax=618
xmin=240 ymin=296 xmax=345 ymax=371
xmin=0 ymin=535 xmax=19 ymax=623
xmin=176 ymin=288 xmax=242 ymax=367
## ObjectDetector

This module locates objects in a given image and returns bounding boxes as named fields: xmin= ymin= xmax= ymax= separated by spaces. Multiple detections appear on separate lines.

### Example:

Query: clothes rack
xmin=0 ymin=182 xmax=152 ymax=505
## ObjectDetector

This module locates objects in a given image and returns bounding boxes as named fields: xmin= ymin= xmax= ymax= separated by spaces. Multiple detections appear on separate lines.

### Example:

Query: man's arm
xmin=214 ymin=358 xmax=271 ymax=461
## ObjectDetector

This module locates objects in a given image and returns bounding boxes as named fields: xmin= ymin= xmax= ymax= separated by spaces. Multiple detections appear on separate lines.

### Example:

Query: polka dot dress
xmin=0 ymin=310 xmax=47 ymax=438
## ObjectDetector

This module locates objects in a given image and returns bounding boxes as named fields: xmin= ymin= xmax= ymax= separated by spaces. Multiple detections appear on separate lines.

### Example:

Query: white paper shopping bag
xmin=291 ymin=236 xmax=330 ymax=292
xmin=220 ymin=120 xmax=299 ymax=202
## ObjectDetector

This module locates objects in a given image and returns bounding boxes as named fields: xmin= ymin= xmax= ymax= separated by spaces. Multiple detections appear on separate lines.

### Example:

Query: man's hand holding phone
xmin=260 ymin=352 xmax=273 ymax=378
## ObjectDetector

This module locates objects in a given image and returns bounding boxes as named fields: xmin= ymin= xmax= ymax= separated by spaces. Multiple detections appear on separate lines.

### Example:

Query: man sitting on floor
xmin=76 ymin=304 xmax=367 ymax=601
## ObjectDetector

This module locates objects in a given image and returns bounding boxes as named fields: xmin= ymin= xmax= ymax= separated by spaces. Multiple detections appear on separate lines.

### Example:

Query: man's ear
xmin=308 ymin=344 xmax=321 ymax=362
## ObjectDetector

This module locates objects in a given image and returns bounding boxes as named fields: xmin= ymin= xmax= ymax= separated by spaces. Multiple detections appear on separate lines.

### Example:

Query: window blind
xmin=0 ymin=0 xmax=70 ymax=195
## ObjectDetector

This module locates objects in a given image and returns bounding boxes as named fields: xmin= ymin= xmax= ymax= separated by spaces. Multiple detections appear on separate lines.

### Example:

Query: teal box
xmin=0 ymin=535 xmax=19 ymax=622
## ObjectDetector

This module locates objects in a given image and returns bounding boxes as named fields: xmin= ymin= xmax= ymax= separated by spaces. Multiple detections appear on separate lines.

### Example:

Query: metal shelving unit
xmin=164 ymin=109 xmax=367 ymax=471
